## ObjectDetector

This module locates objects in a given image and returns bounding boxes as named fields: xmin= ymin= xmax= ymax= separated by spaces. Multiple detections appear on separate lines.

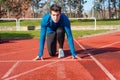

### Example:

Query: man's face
xmin=51 ymin=11 xmax=61 ymax=23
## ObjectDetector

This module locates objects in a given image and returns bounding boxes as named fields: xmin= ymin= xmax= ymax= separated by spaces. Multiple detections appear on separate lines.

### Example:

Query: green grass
xmin=0 ymin=20 xmax=16 ymax=26
xmin=0 ymin=30 xmax=39 ymax=39
xmin=0 ymin=19 xmax=119 ymax=26
xmin=0 ymin=19 xmax=116 ymax=40
xmin=0 ymin=30 xmax=110 ymax=39
xmin=20 ymin=20 xmax=40 ymax=26
xmin=70 ymin=19 xmax=120 ymax=26
xmin=72 ymin=30 xmax=109 ymax=38
xmin=70 ymin=19 xmax=95 ymax=26
xmin=96 ymin=19 xmax=120 ymax=25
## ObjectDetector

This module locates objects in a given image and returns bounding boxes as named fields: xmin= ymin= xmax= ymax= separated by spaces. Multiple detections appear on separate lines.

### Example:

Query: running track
xmin=0 ymin=31 xmax=120 ymax=80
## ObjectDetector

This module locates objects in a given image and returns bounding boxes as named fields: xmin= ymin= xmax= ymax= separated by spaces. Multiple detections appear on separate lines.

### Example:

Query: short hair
xmin=50 ymin=4 xmax=61 ymax=13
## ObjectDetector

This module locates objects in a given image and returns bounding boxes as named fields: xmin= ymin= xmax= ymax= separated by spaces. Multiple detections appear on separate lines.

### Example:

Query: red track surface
xmin=0 ymin=31 xmax=120 ymax=80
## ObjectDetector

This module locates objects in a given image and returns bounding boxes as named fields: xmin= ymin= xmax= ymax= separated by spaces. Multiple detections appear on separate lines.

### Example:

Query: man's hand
xmin=72 ymin=55 xmax=82 ymax=60
xmin=33 ymin=56 xmax=44 ymax=61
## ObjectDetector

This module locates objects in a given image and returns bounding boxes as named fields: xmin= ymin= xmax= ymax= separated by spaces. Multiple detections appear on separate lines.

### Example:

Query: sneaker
xmin=58 ymin=48 xmax=64 ymax=58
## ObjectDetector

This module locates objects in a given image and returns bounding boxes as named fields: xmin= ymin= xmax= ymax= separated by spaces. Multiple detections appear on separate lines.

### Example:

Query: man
xmin=34 ymin=4 xmax=77 ymax=60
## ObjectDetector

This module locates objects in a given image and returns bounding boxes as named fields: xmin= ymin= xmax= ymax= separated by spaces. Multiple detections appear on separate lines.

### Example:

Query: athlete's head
xmin=50 ymin=4 xmax=61 ymax=23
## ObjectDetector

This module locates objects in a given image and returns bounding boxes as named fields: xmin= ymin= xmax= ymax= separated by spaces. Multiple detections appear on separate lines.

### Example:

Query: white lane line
xmin=4 ymin=61 xmax=60 ymax=80
xmin=100 ymin=41 xmax=120 ymax=48
xmin=0 ymin=59 xmax=84 ymax=62
xmin=0 ymin=59 xmax=92 ymax=63
xmin=2 ymin=61 xmax=19 ymax=79
xmin=57 ymin=63 xmax=66 ymax=79
xmin=74 ymin=39 xmax=116 ymax=80
xmin=4 ymin=56 xmax=71 ymax=80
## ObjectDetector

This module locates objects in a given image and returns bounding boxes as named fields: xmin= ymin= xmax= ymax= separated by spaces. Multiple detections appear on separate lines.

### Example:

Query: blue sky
xmin=40 ymin=0 xmax=94 ymax=13
xmin=39 ymin=0 xmax=120 ymax=15
xmin=83 ymin=0 xmax=94 ymax=12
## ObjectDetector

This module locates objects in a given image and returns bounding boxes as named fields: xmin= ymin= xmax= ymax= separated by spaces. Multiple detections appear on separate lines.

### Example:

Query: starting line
xmin=0 ymin=58 xmax=93 ymax=63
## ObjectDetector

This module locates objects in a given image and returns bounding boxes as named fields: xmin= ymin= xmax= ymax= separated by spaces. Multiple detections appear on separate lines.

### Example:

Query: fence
xmin=1 ymin=18 xmax=119 ymax=31
xmin=0 ymin=18 xmax=20 ymax=31
xmin=0 ymin=17 xmax=97 ymax=31
xmin=69 ymin=17 xmax=96 ymax=30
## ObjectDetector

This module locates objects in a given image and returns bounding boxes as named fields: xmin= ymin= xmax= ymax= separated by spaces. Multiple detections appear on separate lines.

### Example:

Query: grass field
xmin=0 ymin=30 xmax=110 ymax=39
xmin=71 ymin=19 xmax=120 ymax=26
xmin=0 ymin=19 xmax=120 ymax=26
xmin=0 ymin=19 xmax=118 ymax=39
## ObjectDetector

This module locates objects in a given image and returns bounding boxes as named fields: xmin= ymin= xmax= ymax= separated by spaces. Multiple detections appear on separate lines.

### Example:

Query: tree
xmin=67 ymin=0 xmax=87 ymax=18
xmin=0 ymin=0 xmax=31 ymax=19
xmin=96 ymin=0 xmax=118 ymax=19
xmin=0 ymin=0 xmax=7 ymax=18
xmin=30 ymin=0 xmax=41 ymax=18
xmin=111 ymin=0 xmax=117 ymax=19
xmin=118 ymin=0 xmax=120 ymax=19
xmin=39 ymin=0 xmax=87 ymax=18
xmin=50 ymin=0 xmax=67 ymax=13
xmin=96 ymin=0 xmax=106 ymax=19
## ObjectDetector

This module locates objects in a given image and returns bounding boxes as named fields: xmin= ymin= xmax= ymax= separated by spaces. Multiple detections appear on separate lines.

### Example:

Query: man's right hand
xmin=33 ymin=56 xmax=44 ymax=61
xmin=72 ymin=55 xmax=82 ymax=60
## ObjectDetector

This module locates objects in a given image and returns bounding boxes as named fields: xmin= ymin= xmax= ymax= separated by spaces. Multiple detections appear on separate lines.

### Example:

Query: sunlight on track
xmin=1 ymin=36 xmax=120 ymax=80
xmin=2 ymin=56 xmax=83 ymax=80
xmin=0 ymin=47 xmax=38 ymax=57
xmin=2 ymin=61 xmax=19 ymax=79
xmin=74 ymin=39 xmax=117 ymax=80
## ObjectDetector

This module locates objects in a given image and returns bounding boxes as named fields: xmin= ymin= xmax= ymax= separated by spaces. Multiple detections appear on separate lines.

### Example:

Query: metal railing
xmin=0 ymin=17 xmax=97 ymax=31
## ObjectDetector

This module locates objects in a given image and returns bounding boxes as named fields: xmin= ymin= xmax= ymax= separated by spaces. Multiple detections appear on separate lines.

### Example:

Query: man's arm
xmin=34 ymin=18 xmax=47 ymax=60
xmin=38 ymin=24 xmax=46 ymax=57
xmin=38 ymin=14 xmax=49 ymax=57
xmin=63 ymin=14 xmax=77 ymax=57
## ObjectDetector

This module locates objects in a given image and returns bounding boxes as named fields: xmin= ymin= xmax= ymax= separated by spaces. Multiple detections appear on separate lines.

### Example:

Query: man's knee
xmin=56 ymin=27 xmax=65 ymax=34
xmin=47 ymin=44 xmax=56 ymax=56
xmin=57 ymin=29 xmax=64 ymax=35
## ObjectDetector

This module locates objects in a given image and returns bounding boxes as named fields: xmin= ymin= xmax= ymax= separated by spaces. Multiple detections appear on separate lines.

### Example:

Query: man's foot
xmin=58 ymin=48 xmax=64 ymax=58
xmin=33 ymin=56 xmax=44 ymax=61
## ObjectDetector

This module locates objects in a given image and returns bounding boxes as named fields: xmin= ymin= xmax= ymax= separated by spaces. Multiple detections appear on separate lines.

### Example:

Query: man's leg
xmin=47 ymin=32 xmax=57 ymax=56
xmin=56 ymin=26 xmax=65 ymax=58
xmin=56 ymin=26 xmax=65 ymax=48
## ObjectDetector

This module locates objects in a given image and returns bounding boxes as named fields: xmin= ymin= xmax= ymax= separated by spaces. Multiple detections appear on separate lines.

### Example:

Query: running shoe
xmin=58 ymin=48 xmax=64 ymax=58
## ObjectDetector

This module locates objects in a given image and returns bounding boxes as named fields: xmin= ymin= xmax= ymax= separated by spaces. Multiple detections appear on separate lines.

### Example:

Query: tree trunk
xmin=108 ymin=0 xmax=111 ymax=19
xmin=118 ymin=0 xmax=120 ymax=19
xmin=113 ymin=0 xmax=117 ymax=19
xmin=68 ymin=0 xmax=72 ymax=18
xmin=0 ymin=5 xmax=1 ymax=18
